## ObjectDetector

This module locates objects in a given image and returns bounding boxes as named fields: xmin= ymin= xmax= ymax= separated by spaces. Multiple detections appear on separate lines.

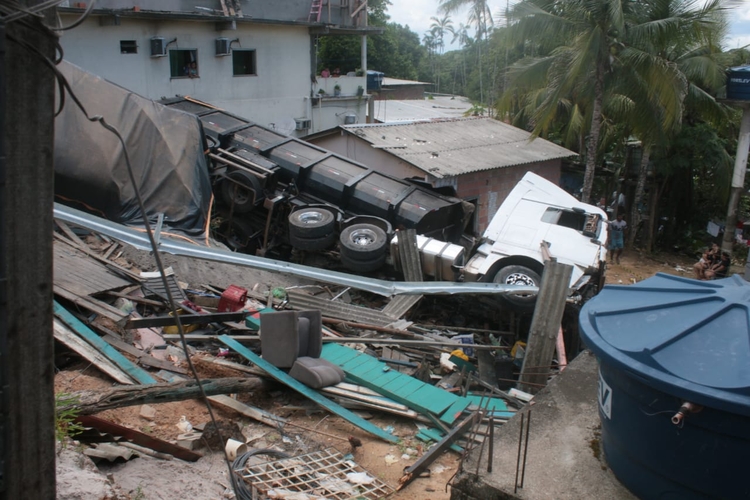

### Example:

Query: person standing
xmin=608 ymin=213 xmax=627 ymax=264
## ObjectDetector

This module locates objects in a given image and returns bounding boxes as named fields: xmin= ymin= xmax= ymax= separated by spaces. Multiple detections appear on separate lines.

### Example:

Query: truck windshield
xmin=541 ymin=208 xmax=602 ymax=239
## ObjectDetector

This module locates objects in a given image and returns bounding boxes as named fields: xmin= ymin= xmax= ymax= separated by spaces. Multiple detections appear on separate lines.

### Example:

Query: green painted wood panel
xmin=439 ymin=398 xmax=472 ymax=425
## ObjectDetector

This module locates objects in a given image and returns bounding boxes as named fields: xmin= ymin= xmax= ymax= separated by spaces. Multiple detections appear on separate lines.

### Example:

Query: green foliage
xmin=55 ymin=392 xmax=84 ymax=443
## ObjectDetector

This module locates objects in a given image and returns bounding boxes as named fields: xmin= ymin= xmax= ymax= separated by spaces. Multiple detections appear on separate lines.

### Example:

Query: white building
xmin=57 ymin=0 xmax=378 ymax=136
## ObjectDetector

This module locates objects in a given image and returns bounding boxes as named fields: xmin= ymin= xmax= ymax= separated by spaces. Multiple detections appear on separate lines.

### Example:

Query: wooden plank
xmin=53 ymin=301 xmax=156 ymax=385
xmin=54 ymin=285 xmax=128 ymax=323
xmin=55 ymin=219 xmax=88 ymax=249
xmin=208 ymin=395 xmax=286 ymax=428
xmin=53 ymin=319 xmax=134 ymax=385
xmin=218 ymin=335 xmax=398 ymax=443
xmin=125 ymin=311 xmax=247 ymax=329
xmin=102 ymin=334 xmax=188 ymax=374
xmin=76 ymin=415 xmax=201 ymax=462
xmin=219 ymin=0 xmax=229 ymax=16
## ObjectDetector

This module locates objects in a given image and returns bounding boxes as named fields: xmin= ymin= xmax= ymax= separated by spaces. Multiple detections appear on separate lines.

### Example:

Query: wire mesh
xmin=238 ymin=447 xmax=394 ymax=499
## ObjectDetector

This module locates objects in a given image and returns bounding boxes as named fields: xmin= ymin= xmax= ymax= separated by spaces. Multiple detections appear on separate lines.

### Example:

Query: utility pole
xmin=2 ymin=2 xmax=57 ymax=498
xmin=722 ymin=103 xmax=750 ymax=255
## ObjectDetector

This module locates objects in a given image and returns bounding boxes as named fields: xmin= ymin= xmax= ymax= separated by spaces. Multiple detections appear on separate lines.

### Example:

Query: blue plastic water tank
xmin=727 ymin=66 xmax=750 ymax=101
xmin=580 ymin=273 xmax=750 ymax=500
xmin=366 ymin=70 xmax=384 ymax=91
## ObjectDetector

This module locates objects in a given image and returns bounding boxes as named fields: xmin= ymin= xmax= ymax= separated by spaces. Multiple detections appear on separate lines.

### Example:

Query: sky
xmin=385 ymin=1 xmax=750 ymax=52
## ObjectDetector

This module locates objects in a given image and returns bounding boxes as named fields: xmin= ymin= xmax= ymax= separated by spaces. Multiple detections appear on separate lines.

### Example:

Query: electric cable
xmin=230 ymin=448 xmax=291 ymax=500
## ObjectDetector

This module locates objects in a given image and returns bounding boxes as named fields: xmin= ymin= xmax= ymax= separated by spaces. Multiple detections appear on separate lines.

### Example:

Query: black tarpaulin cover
xmin=54 ymin=61 xmax=212 ymax=237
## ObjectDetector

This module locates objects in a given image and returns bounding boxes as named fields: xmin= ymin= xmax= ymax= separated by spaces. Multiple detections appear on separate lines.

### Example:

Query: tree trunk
xmin=628 ymin=146 xmax=651 ymax=248
xmin=581 ymin=63 xmax=604 ymax=204
xmin=645 ymin=176 xmax=660 ymax=252
xmin=59 ymin=377 xmax=267 ymax=415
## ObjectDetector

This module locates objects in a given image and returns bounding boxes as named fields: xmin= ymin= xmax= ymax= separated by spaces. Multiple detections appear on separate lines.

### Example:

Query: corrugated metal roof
xmin=382 ymin=77 xmax=433 ymax=86
xmin=342 ymin=117 xmax=577 ymax=178
xmin=371 ymin=95 xmax=474 ymax=123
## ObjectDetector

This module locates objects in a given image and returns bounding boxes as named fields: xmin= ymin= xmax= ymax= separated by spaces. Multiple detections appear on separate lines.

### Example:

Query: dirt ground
xmin=54 ymin=248 xmax=743 ymax=500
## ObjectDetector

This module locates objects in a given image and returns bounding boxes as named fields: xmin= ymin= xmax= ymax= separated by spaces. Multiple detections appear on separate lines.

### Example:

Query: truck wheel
xmin=339 ymin=224 xmax=387 ymax=261
xmin=341 ymin=251 xmax=387 ymax=273
xmin=221 ymin=170 xmax=263 ymax=214
xmin=493 ymin=265 xmax=542 ymax=311
xmin=288 ymin=208 xmax=336 ymax=239
xmin=218 ymin=218 xmax=258 ymax=254
xmin=289 ymin=231 xmax=337 ymax=252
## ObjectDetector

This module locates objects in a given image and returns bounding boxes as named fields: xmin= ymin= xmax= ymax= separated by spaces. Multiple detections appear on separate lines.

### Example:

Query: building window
xmin=232 ymin=49 xmax=257 ymax=76
xmin=120 ymin=40 xmax=137 ymax=54
xmin=170 ymin=49 xmax=198 ymax=78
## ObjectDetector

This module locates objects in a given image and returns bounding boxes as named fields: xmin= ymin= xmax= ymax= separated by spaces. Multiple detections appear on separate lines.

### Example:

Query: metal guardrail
xmin=53 ymin=203 xmax=539 ymax=298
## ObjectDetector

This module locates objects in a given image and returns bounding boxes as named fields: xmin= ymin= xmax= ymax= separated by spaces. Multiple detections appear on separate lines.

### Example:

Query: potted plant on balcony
xmin=334 ymin=83 xmax=341 ymax=96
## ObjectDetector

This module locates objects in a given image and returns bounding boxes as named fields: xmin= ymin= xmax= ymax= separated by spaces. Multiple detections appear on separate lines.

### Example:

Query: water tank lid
xmin=580 ymin=273 xmax=750 ymax=415
xmin=728 ymin=65 xmax=750 ymax=73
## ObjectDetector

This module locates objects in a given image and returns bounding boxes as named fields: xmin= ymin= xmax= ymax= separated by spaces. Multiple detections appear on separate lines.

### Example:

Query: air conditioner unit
xmin=294 ymin=118 xmax=311 ymax=131
xmin=150 ymin=37 xmax=167 ymax=57
xmin=215 ymin=37 xmax=231 ymax=56
xmin=344 ymin=114 xmax=357 ymax=125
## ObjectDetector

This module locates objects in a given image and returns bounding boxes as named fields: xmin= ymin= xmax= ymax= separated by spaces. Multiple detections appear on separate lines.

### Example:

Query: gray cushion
xmin=297 ymin=317 xmax=310 ymax=357
xmin=289 ymin=357 xmax=345 ymax=389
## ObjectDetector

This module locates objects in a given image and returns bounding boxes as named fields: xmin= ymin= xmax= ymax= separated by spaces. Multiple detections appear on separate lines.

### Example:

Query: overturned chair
xmin=260 ymin=310 xmax=345 ymax=389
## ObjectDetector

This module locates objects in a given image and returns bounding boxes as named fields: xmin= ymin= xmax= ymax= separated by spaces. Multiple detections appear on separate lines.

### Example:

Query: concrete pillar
xmin=2 ymin=6 xmax=57 ymax=499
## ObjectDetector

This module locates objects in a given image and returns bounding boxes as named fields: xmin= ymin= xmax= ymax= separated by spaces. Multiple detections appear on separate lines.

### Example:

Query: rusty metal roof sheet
xmin=342 ymin=117 xmax=576 ymax=178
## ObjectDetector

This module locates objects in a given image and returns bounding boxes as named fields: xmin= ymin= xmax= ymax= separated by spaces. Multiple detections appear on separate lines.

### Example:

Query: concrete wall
xmin=457 ymin=161 xmax=561 ymax=234
xmin=58 ymin=17 xmax=308 ymax=123
xmin=59 ymin=15 xmax=366 ymax=136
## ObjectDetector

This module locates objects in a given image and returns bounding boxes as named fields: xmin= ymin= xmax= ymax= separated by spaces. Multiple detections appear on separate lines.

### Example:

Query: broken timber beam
xmin=76 ymin=415 xmax=201 ymax=462
xmin=59 ymin=377 xmax=266 ymax=415
xmin=398 ymin=412 xmax=480 ymax=490
xmin=518 ymin=259 xmax=573 ymax=393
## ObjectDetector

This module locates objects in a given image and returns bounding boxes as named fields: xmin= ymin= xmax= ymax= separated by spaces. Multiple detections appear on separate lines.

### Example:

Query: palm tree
xmin=506 ymin=0 xmax=633 ymax=204
xmin=620 ymin=0 xmax=729 ymax=247
xmin=447 ymin=22 xmax=472 ymax=90
xmin=429 ymin=15 xmax=453 ymax=92
xmin=440 ymin=0 xmax=494 ymax=104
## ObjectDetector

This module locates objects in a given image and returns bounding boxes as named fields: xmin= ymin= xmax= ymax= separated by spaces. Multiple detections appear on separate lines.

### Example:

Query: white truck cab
xmin=463 ymin=172 xmax=608 ymax=306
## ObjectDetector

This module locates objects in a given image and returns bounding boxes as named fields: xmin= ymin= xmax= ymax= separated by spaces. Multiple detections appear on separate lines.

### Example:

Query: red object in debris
xmin=218 ymin=285 xmax=248 ymax=312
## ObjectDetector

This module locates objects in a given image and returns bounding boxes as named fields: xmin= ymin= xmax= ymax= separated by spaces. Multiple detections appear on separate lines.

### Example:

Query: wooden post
xmin=2 ymin=5 xmax=57 ymax=499
xmin=518 ymin=259 xmax=573 ymax=393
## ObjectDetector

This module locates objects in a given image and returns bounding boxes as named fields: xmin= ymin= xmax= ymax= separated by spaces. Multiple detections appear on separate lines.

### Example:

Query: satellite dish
xmin=275 ymin=117 xmax=297 ymax=136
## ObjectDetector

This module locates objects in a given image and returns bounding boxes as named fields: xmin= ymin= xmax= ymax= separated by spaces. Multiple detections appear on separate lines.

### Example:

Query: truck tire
xmin=221 ymin=170 xmax=263 ymax=214
xmin=341 ymin=251 xmax=387 ymax=273
xmin=288 ymin=208 xmax=336 ymax=239
xmin=289 ymin=231 xmax=337 ymax=252
xmin=339 ymin=224 xmax=388 ymax=261
xmin=493 ymin=265 xmax=542 ymax=311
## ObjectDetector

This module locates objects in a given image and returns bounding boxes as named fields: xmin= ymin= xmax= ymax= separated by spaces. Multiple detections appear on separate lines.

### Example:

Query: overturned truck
xmin=53 ymin=60 xmax=607 ymax=308
xmin=160 ymin=97 xmax=608 ymax=306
